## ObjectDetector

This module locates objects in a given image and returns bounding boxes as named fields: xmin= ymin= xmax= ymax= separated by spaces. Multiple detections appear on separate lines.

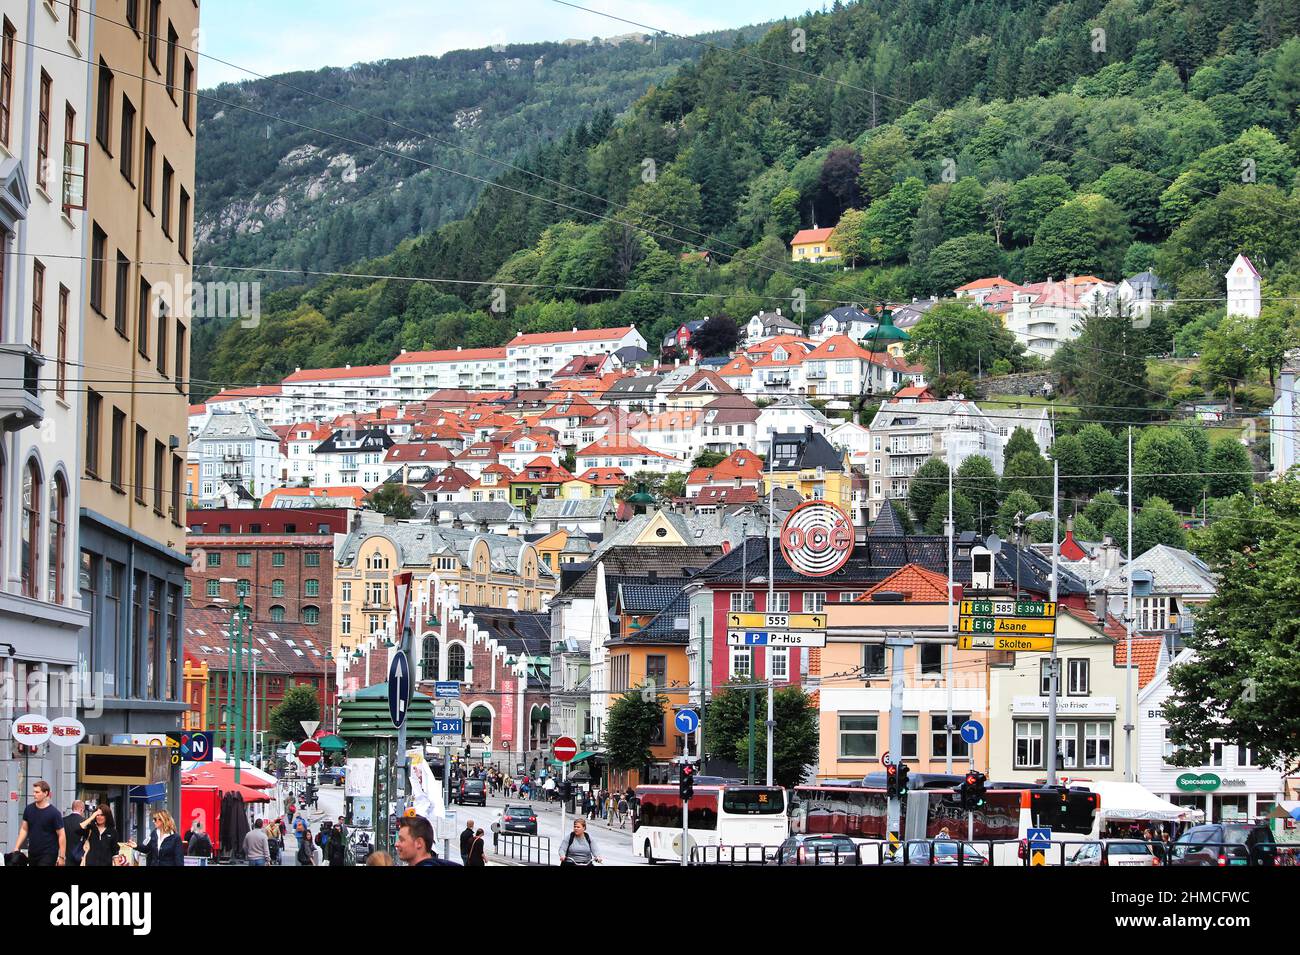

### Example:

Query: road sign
xmin=299 ymin=720 xmax=320 ymax=738
xmin=434 ymin=681 xmax=461 ymax=699
xmin=393 ymin=571 xmax=414 ymax=632
xmin=388 ymin=649 xmax=412 ymax=729
xmin=958 ymin=634 xmax=1056 ymax=652
xmin=482 ymin=751 xmax=492 ymax=760
xmin=181 ymin=731 xmax=214 ymax=761
xmin=1028 ymin=826 xmax=1051 ymax=866
xmin=726 ymin=629 xmax=828 ymax=647
xmin=726 ymin=612 xmax=826 ymax=630
xmin=960 ymin=599 xmax=1056 ymax=618
xmin=553 ymin=736 xmax=578 ymax=762
xmin=431 ymin=700 xmax=463 ymax=746
xmin=959 ymin=720 xmax=985 ymax=745
xmin=881 ymin=751 xmax=892 ymax=767
xmin=779 ymin=500 xmax=854 ymax=577
xmin=298 ymin=740 xmax=323 ymax=767
xmin=959 ymin=616 xmax=1056 ymax=635
xmin=675 ymin=709 xmax=700 ymax=735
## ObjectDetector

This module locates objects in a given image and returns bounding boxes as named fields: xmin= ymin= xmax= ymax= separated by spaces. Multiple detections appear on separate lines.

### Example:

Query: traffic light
xmin=679 ymin=763 xmax=696 ymax=801
xmin=970 ymin=771 xmax=986 ymax=809
xmin=896 ymin=764 xmax=910 ymax=796
xmin=885 ymin=763 xmax=898 ymax=798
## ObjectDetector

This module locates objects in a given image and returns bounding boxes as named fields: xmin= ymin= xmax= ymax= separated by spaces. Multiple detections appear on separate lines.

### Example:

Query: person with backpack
xmin=186 ymin=821 xmax=214 ymax=860
xmin=559 ymin=818 xmax=601 ymax=866
xmin=467 ymin=828 xmax=486 ymax=866
xmin=327 ymin=823 xmax=348 ymax=866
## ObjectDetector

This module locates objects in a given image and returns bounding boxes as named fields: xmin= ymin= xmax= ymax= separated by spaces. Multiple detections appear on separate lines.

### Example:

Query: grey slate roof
xmin=335 ymin=521 xmax=553 ymax=578
xmin=1095 ymin=544 xmax=1217 ymax=596
xmin=767 ymin=430 xmax=844 ymax=472
xmin=197 ymin=409 xmax=280 ymax=443
xmin=556 ymin=545 xmax=725 ymax=600
xmin=614 ymin=589 xmax=691 ymax=645
xmin=616 ymin=582 xmax=684 ymax=614
xmin=869 ymin=502 xmax=907 ymax=536
xmin=532 ymin=496 xmax=615 ymax=522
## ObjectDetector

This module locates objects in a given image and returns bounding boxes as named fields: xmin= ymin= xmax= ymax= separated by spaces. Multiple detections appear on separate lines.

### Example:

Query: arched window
xmin=469 ymin=705 xmax=492 ymax=739
xmin=302 ymin=606 xmax=320 ymax=625
xmin=420 ymin=635 xmax=439 ymax=681
xmin=269 ymin=605 xmax=285 ymax=623
xmin=447 ymin=643 xmax=466 ymax=682
xmin=48 ymin=474 xmax=66 ymax=603
xmin=21 ymin=460 xmax=40 ymax=598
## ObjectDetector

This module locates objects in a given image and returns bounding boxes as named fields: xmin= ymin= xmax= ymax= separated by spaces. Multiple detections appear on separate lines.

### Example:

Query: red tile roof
xmin=694 ymin=486 xmax=758 ymax=505
xmin=282 ymin=364 xmax=391 ymax=383
xmin=858 ymin=564 xmax=958 ymax=603
xmin=511 ymin=326 xmax=636 ymax=347
xmin=686 ymin=450 xmax=764 ymax=487
xmin=954 ymin=275 xmax=1019 ymax=292
xmin=791 ymin=227 xmax=835 ymax=244
xmin=577 ymin=467 xmax=627 ymax=486
xmin=261 ymin=486 xmax=366 ymax=507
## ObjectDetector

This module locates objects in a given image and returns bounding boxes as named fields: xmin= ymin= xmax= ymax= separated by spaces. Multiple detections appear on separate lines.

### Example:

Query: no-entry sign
xmin=298 ymin=739 xmax=323 ymax=767
xmin=553 ymin=737 xmax=578 ymax=762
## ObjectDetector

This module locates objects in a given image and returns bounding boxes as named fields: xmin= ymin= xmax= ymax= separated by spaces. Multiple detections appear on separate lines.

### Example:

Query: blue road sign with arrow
xmin=388 ymin=650 xmax=411 ymax=729
xmin=959 ymin=719 xmax=985 ymax=745
xmin=675 ymin=709 xmax=700 ymax=734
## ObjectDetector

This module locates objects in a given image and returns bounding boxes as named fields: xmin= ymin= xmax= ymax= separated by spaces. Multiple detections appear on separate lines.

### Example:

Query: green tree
xmin=925 ymin=234 xmax=1007 ymax=292
xmin=1050 ymin=433 xmax=1091 ymax=498
xmin=1133 ymin=496 xmax=1187 ymax=554
xmin=856 ymin=126 xmax=912 ymax=203
xmin=1005 ymin=174 xmax=1073 ymax=244
xmin=907 ymin=458 xmax=950 ymax=528
xmin=1164 ymin=478 xmax=1300 ymax=775
xmin=1051 ymin=308 xmax=1153 ymax=424
xmin=924 ymin=489 xmax=976 ymax=534
xmin=903 ymin=300 xmax=1025 ymax=378
xmin=1087 ymin=165 xmax=1165 ymax=239
xmin=888 ymin=498 xmax=915 ymax=534
xmin=269 ymin=685 xmax=320 ymax=743
xmin=604 ymin=690 xmax=667 ymax=773
xmin=995 ymin=489 xmax=1041 ymax=538
xmin=1025 ymin=194 xmax=1132 ymax=280
xmin=1134 ymin=427 xmax=1202 ymax=511
xmin=956 ymin=454 xmax=1000 ymax=534
xmin=830 ymin=207 xmax=869 ymax=266
xmin=712 ymin=685 xmax=820 ymax=788
xmin=1199 ymin=315 xmax=1255 ymax=412
xmin=1076 ymin=425 xmax=1120 ymax=492
xmin=369 ymin=484 xmax=414 ymax=518
xmin=1205 ymin=440 xmax=1253 ymax=500
xmin=862 ymin=178 xmax=926 ymax=264
xmin=1083 ymin=491 xmax=1124 ymax=532
xmin=1251 ymin=303 xmax=1300 ymax=388
xmin=692 ymin=450 xmax=727 ymax=469
xmin=1004 ymin=450 xmax=1053 ymax=510
xmin=769 ymin=186 xmax=802 ymax=242
xmin=1003 ymin=427 xmax=1040 ymax=468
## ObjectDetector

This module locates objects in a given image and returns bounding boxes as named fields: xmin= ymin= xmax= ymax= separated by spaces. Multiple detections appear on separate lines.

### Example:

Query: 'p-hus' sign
xmin=779 ymin=501 xmax=853 ymax=577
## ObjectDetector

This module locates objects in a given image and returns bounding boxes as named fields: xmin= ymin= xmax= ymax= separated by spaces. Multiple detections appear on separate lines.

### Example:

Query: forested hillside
xmin=197 ymin=0 xmax=1300 ymax=397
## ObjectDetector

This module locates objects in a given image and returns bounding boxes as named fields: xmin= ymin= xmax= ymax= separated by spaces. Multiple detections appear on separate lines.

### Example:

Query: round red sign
xmin=780 ymin=500 xmax=854 ymax=577
xmin=553 ymin=736 xmax=578 ymax=762
xmin=298 ymin=740 xmax=323 ymax=767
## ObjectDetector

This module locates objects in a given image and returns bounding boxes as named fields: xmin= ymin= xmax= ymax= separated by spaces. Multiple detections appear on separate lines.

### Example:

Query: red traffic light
xmin=965 ymin=772 xmax=978 ymax=786
xmin=682 ymin=764 xmax=695 ymax=778
xmin=886 ymin=763 xmax=897 ymax=776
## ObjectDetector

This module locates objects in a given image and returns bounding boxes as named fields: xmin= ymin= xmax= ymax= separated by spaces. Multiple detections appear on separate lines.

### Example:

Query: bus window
xmin=1029 ymin=789 xmax=1098 ymax=835
xmin=688 ymin=803 xmax=719 ymax=831
xmin=723 ymin=787 xmax=785 ymax=815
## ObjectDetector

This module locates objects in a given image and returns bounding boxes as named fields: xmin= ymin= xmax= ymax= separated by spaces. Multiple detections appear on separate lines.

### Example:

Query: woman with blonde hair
xmin=366 ymin=850 xmax=394 ymax=866
xmin=130 ymin=809 xmax=184 ymax=866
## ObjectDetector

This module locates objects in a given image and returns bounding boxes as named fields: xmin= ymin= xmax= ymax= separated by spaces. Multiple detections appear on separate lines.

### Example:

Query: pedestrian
xmin=559 ymin=818 xmax=601 ymax=867
xmin=13 ymin=780 xmax=66 ymax=866
xmin=366 ymin=851 xmax=394 ymax=866
xmin=62 ymin=799 xmax=86 ymax=866
xmin=460 ymin=819 xmax=476 ymax=865
xmin=186 ymin=821 xmax=213 ymax=860
xmin=395 ymin=815 xmax=459 ymax=866
xmin=133 ymin=809 xmax=184 ymax=866
xmin=297 ymin=824 xmax=316 ymax=866
xmin=78 ymin=804 xmax=120 ymax=867
xmin=327 ymin=821 xmax=348 ymax=866
xmin=467 ymin=828 xmax=487 ymax=866
xmin=244 ymin=819 xmax=271 ymax=867
xmin=491 ymin=817 xmax=501 ymax=852
xmin=617 ymin=793 xmax=630 ymax=829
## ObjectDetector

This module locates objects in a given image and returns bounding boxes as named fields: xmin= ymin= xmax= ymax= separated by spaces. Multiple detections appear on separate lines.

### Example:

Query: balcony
xmin=222 ymin=453 xmax=245 ymax=464
xmin=0 ymin=345 xmax=44 ymax=432
xmin=805 ymin=367 xmax=827 ymax=379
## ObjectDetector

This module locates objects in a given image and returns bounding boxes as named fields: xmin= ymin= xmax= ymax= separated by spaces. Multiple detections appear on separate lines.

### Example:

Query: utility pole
xmin=747 ymin=687 xmax=756 ymax=785
xmin=1046 ymin=460 xmax=1061 ymax=786
xmin=767 ymin=483 xmax=775 ymax=787
xmin=1124 ymin=428 xmax=1135 ymax=782
xmin=945 ymin=459 xmax=954 ymax=774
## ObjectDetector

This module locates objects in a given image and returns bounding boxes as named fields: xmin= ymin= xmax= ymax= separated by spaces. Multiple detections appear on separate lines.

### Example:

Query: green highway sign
xmin=960 ymin=599 xmax=1056 ymax=619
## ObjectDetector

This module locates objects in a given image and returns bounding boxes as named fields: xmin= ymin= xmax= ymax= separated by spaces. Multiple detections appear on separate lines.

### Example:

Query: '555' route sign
xmin=780 ymin=500 xmax=853 ymax=577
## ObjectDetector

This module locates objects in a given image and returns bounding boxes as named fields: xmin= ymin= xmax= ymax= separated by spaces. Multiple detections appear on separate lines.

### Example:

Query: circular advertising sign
xmin=779 ymin=500 xmax=854 ymax=577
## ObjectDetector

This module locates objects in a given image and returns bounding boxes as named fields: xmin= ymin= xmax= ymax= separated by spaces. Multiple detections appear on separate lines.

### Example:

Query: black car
xmin=501 ymin=805 xmax=538 ymax=835
xmin=778 ymin=834 xmax=861 ymax=865
xmin=1167 ymin=823 xmax=1278 ymax=866
xmin=457 ymin=778 xmax=487 ymax=807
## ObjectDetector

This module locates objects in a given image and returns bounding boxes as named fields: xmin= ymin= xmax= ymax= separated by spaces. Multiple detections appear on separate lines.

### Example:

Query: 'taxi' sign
xmin=780 ymin=501 xmax=853 ymax=577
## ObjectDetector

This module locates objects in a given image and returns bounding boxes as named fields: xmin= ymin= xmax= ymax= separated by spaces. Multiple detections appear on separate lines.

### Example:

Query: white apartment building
xmin=574 ymin=435 xmax=688 ymax=476
xmin=754 ymin=397 xmax=832 ymax=457
xmin=0 ymin=2 xmax=94 ymax=847
xmin=311 ymin=427 xmax=397 ymax=489
xmin=1004 ymin=280 xmax=1089 ymax=359
xmin=285 ymin=422 xmax=331 ymax=486
xmin=390 ymin=346 xmax=509 ymax=401
xmin=801 ymin=335 xmax=919 ymax=398
xmin=281 ymin=364 xmax=397 ymax=421
xmin=193 ymin=411 xmax=282 ymax=507
xmin=203 ymin=385 xmax=288 ymax=426
xmin=505 ymin=326 xmax=646 ymax=386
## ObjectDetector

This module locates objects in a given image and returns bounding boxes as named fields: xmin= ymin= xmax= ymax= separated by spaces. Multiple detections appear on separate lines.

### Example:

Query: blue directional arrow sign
xmin=388 ymin=650 xmax=412 ymax=729
xmin=959 ymin=719 xmax=985 ymax=745
xmin=675 ymin=709 xmax=700 ymax=735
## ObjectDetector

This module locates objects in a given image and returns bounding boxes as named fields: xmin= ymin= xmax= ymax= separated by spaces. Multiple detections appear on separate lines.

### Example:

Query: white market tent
xmin=1088 ymin=780 xmax=1205 ymax=823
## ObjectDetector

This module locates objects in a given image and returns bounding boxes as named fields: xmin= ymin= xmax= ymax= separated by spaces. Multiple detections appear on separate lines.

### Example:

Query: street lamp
xmin=217 ymin=578 xmax=250 ymax=784
xmin=324 ymin=650 xmax=334 ymax=734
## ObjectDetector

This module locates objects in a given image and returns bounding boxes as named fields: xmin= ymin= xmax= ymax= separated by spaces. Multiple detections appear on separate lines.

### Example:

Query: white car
xmin=1067 ymin=840 xmax=1161 ymax=867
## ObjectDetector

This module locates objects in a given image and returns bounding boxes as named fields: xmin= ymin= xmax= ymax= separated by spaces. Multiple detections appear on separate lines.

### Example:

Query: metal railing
xmin=496 ymin=833 xmax=551 ymax=866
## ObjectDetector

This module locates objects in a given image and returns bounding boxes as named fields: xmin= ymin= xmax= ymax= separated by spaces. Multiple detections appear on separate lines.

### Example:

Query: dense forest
xmin=196 ymin=0 xmax=1300 ymax=401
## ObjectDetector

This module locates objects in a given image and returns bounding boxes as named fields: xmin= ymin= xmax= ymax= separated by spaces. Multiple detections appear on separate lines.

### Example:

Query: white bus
xmin=633 ymin=784 xmax=789 ymax=864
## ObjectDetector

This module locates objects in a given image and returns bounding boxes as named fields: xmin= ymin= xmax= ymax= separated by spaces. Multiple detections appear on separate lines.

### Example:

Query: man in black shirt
xmin=397 ymin=815 xmax=459 ymax=866
xmin=14 ymin=781 xmax=66 ymax=866
xmin=62 ymin=799 xmax=86 ymax=866
xmin=459 ymin=819 xmax=475 ymax=864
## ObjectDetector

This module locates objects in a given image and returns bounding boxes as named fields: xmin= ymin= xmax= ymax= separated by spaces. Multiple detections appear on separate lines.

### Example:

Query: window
xmin=0 ymin=18 xmax=13 ymax=148
xmin=900 ymin=715 xmax=918 ymax=760
xmin=729 ymin=591 xmax=756 ymax=613
xmin=156 ymin=297 xmax=168 ymax=374
xmin=110 ymin=408 xmax=126 ymax=489
xmin=838 ymin=714 xmax=878 ymax=758
xmin=161 ymin=160 xmax=173 ymax=237
xmin=30 ymin=261 xmax=43 ymax=353
xmin=165 ymin=23 xmax=178 ymax=98
xmin=237 ymin=552 xmax=251 ymax=568
xmin=90 ymin=224 xmax=106 ymax=314
xmin=126 ymin=0 xmax=139 ymax=31
xmin=804 ymin=591 xmax=825 ymax=612
xmin=56 ymin=286 xmax=68 ymax=397
xmin=839 ymin=593 xmax=860 ymax=602
xmin=1237 ymin=745 xmax=1256 ymax=768
xmin=183 ymin=579 xmax=191 ymax=598
xmin=420 ymin=635 xmax=439 ymax=681
xmin=272 ymin=551 xmax=285 ymax=567
xmin=1138 ymin=597 xmax=1168 ymax=632
xmin=270 ymin=579 xmax=284 ymax=597
xmin=302 ymin=607 xmax=320 ymax=625
xmin=171 ymin=454 xmax=180 ymax=520
xmin=95 ymin=60 xmax=113 ymax=151
xmin=269 ymin=606 xmax=285 ymax=623
xmin=1067 ymin=659 xmax=1089 ymax=696
xmin=182 ymin=59 xmax=193 ymax=130
xmin=1056 ymin=722 xmax=1078 ymax=769
xmin=862 ymin=644 xmax=885 ymax=678
xmin=119 ymin=95 xmax=135 ymax=182
xmin=469 ymin=705 xmax=491 ymax=738
xmin=305 ymin=552 xmax=320 ymax=567
xmin=1084 ymin=722 xmax=1112 ymax=768
xmin=206 ymin=551 xmax=220 ymax=567
xmin=174 ymin=321 xmax=186 ymax=389
xmin=646 ymin=654 xmax=667 ymax=688
xmin=205 ymin=579 xmax=219 ymax=598
xmin=153 ymin=440 xmax=164 ymax=513
xmin=729 ymin=647 xmax=751 ymax=679
xmin=85 ymin=390 xmax=102 ymax=476
xmin=1015 ymin=721 xmax=1044 ymax=769
xmin=37 ymin=72 xmax=51 ymax=191
xmin=1039 ymin=658 xmax=1055 ymax=696
xmin=769 ymin=648 xmax=789 ymax=681
xmin=769 ymin=591 xmax=790 ymax=612
xmin=931 ymin=713 xmax=971 ymax=760
xmin=448 ymin=643 xmax=466 ymax=681
xmin=920 ymin=644 xmax=943 ymax=676
xmin=178 ymin=188 xmax=190 ymax=260
xmin=340 ymin=613 xmax=351 ymax=636
xmin=21 ymin=460 xmax=40 ymax=598
xmin=134 ymin=426 xmax=146 ymax=503
xmin=142 ymin=132 xmax=154 ymax=211
xmin=341 ymin=581 xmax=351 ymax=602
xmin=305 ymin=579 xmax=320 ymax=597
xmin=235 ymin=579 xmax=250 ymax=598
xmin=115 ymin=252 xmax=130 ymax=337
xmin=68 ymin=0 xmax=79 ymax=41
xmin=148 ymin=1 xmax=160 ymax=69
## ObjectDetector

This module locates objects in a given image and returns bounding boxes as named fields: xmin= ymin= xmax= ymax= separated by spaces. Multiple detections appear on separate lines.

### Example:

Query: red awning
xmin=181 ymin=761 xmax=275 ymax=793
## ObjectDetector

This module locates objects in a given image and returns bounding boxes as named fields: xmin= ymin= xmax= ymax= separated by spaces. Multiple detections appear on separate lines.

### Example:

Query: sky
xmin=197 ymin=0 xmax=817 ymax=87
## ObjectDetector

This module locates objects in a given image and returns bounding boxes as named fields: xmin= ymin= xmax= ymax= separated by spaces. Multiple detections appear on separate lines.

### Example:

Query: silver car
xmin=1067 ymin=840 xmax=1161 ymax=867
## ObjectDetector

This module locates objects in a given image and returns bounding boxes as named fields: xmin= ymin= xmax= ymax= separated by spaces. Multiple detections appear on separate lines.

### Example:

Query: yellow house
xmin=533 ymin=529 xmax=569 ymax=573
xmin=761 ymin=431 xmax=852 ymax=510
xmin=790 ymin=227 xmax=841 ymax=263
xmin=818 ymin=565 xmax=990 ymax=781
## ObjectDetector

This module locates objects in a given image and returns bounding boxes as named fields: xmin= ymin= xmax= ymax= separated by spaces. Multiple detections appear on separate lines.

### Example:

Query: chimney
xmin=572 ymin=327 xmax=579 ymax=333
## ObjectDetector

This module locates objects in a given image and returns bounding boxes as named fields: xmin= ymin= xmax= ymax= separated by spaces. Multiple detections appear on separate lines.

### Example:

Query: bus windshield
xmin=722 ymin=787 xmax=785 ymax=815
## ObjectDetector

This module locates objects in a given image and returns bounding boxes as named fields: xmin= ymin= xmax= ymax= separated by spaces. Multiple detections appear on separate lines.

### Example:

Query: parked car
xmin=501 ymin=805 xmax=538 ymax=835
xmin=1167 ymin=823 xmax=1278 ymax=866
xmin=884 ymin=841 xmax=989 ymax=866
xmin=457 ymin=778 xmax=487 ymax=807
xmin=778 ymin=833 xmax=860 ymax=865
xmin=320 ymin=767 xmax=345 ymax=786
xmin=1067 ymin=841 xmax=1161 ymax=867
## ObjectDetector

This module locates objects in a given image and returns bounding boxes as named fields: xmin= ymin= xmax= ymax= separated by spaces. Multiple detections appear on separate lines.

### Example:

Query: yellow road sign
xmin=959 ymin=616 xmax=1057 ymax=635
xmin=960 ymin=599 xmax=1056 ymax=619
xmin=726 ymin=612 xmax=826 ymax=630
xmin=958 ymin=634 xmax=1056 ymax=652
xmin=1031 ymin=849 xmax=1046 ymax=867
